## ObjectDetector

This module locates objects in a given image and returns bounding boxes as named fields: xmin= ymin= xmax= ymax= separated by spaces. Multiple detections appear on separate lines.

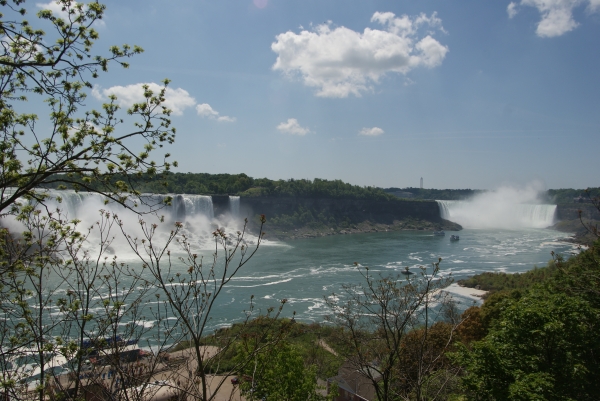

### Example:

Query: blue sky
xmin=39 ymin=0 xmax=600 ymax=190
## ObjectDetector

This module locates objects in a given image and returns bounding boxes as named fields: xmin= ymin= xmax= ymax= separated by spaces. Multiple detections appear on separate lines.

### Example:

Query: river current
xmin=208 ymin=227 xmax=576 ymax=329
xmin=7 ymin=191 xmax=579 ymax=348
xmin=33 ymin=224 xmax=577 ymax=343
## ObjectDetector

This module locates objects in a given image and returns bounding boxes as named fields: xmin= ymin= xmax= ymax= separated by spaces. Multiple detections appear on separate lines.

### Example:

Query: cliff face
xmin=238 ymin=197 xmax=443 ymax=224
xmin=212 ymin=195 xmax=232 ymax=217
xmin=555 ymin=203 xmax=600 ymax=221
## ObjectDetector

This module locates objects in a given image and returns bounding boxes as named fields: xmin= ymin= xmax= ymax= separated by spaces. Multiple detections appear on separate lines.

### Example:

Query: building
xmin=327 ymin=360 xmax=381 ymax=401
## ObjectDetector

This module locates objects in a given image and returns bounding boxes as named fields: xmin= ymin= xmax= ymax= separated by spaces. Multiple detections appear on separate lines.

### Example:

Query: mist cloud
xmin=438 ymin=183 xmax=556 ymax=229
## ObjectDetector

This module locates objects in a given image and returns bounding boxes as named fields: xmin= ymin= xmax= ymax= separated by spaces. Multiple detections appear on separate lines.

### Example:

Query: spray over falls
xmin=2 ymin=190 xmax=249 ymax=258
xmin=437 ymin=197 xmax=556 ymax=229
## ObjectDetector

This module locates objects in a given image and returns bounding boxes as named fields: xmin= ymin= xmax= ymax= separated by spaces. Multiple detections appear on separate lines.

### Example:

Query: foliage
xmin=243 ymin=177 xmax=395 ymax=200
xmin=236 ymin=340 xmax=328 ymax=401
xmin=455 ymin=306 xmax=486 ymax=345
xmin=0 ymin=0 xmax=176 ymax=214
xmin=394 ymin=322 xmax=462 ymax=400
xmin=0 ymin=1 xmax=178 ymax=399
xmin=282 ymin=322 xmax=345 ymax=379
xmin=325 ymin=260 xmax=463 ymax=401
xmin=455 ymin=240 xmax=600 ymax=400
xmin=544 ymin=187 xmax=600 ymax=204
xmin=458 ymin=263 xmax=557 ymax=295
xmin=456 ymin=291 xmax=600 ymax=400
xmin=175 ymin=319 xmax=345 ymax=380
xmin=45 ymin=172 xmax=398 ymax=200
xmin=0 ymin=2 xmax=278 ymax=401
xmin=551 ymin=239 xmax=600 ymax=308
xmin=115 ymin=215 xmax=294 ymax=401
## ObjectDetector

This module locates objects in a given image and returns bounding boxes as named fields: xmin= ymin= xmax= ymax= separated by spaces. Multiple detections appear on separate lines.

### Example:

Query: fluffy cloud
xmin=196 ymin=103 xmax=236 ymax=122
xmin=359 ymin=127 xmax=384 ymax=136
xmin=277 ymin=118 xmax=310 ymax=135
xmin=507 ymin=2 xmax=519 ymax=18
xmin=512 ymin=0 xmax=600 ymax=37
xmin=271 ymin=12 xmax=448 ymax=98
xmin=36 ymin=1 xmax=106 ymax=27
xmin=92 ymin=83 xmax=196 ymax=116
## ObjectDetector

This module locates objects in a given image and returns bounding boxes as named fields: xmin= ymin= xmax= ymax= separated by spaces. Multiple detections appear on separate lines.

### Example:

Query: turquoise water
xmin=8 ymin=193 xmax=579 ymax=351
xmin=207 ymin=228 xmax=576 ymax=329
xmin=26 ymin=226 xmax=577 ymax=348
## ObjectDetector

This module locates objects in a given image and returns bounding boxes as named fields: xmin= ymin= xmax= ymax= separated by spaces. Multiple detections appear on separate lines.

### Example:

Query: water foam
xmin=436 ymin=185 xmax=556 ymax=229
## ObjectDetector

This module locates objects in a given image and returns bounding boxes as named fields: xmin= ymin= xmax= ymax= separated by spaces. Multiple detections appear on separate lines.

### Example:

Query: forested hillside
xmin=454 ymin=238 xmax=600 ymax=399
xmin=42 ymin=172 xmax=599 ymax=205
xmin=43 ymin=172 xmax=396 ymax=200
xmin=545 ymin=187 xmax=600 ymax=204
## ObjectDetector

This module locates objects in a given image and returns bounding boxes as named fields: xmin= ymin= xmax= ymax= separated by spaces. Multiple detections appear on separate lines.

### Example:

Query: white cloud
xmin=515 ymin=0 xmax=600 ymax=37
xmin=277 ymin=118 xmax=310 ymax=135
xmin=36 ymin=1 xmax=106 ymax=27
xmin=92 ymin=83 xmax=196 ymax=116
xmin=196 ymin=103 xmax=236 ymax=122
xmin=37 ymin=1 xmax=69 ymax=20
xmin=271 ymin=11 xmax=448 ymax=98
xmin=359 ymin=127 xmax=384 ymax=136
xmin=507 ymin=2 xmax=519 ymax=18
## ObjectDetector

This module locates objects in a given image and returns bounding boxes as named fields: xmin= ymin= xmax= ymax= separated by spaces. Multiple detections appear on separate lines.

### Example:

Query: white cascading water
xmin=0 ymin=190 xmax=260 ymax=258
xmin=229 ymin=196 xmax=240 ymax=219
xmin=437 ymin=200 xmax=556 ymax=229
xmin=182 ymin=195 xmax=215 ymax=220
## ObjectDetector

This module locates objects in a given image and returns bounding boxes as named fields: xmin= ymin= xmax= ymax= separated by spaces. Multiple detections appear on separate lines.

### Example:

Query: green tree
xmin=0 ymin=2 xmax=177 ymax=399
xmin=0 ymin=0 xmax=175 ymax=214
xmin=325 ymin=260 xmax=463 ymax=401
xmin=0 ymin=3 xmax=276 ymax=401
xmin=236 ymin=339 xmax=327 ymax=401
xmin=457 ymin=291 xmax=600 ymax=400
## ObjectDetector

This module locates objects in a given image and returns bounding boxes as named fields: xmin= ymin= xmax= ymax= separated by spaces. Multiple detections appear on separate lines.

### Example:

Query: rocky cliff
xmin=229 ymin=196 xmax=460 ymax=240
xmin=241 ymin=197 xmax=443 ymax=223
xmin=555 ymin=203 xmax=600 ymax=221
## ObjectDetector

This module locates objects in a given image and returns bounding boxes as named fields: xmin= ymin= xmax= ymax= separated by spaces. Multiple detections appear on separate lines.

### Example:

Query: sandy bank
xmin=443 ymin=283 xmax=488 ymax=300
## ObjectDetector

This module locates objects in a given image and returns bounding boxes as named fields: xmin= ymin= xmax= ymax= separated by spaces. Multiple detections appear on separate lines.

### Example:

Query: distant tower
xmin=420 ymin=177 xmax=423 ymax=189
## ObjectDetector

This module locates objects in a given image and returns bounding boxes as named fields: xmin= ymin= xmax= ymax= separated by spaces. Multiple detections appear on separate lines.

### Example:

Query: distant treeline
xmin=385 ymin=187 xmax=600 ymax=204
xmin=544 ymin=187 xmax=600 ymax=204
xmin=41 ymin=172 xmax=599 ymax=203
xmin=383 ymin=187 xmax=482 ymax=200
xmin=42 ymin=173 xmax=396 ymax=200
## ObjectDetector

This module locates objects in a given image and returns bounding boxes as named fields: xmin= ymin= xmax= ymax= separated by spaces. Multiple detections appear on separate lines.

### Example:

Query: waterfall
xmin=229 ymin=196 xmax=240 ymax=218
xmin=183 ymin=195 xmax=215 ymax=220
xmin=437 ymin=200 xmax=556 ymax=229
xmin=6 ymin=190 xmax=216 ymax=223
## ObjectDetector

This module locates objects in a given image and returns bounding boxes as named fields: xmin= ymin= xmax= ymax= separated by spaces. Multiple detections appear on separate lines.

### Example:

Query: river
xmin=204 ymin=227 xmax=576 ymax=329
xmin=7 ymin=191 xmax=579 ymax=348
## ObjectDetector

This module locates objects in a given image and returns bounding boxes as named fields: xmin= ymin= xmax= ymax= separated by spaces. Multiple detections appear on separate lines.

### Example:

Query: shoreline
xmin=445 ymin=283 xmax=489 ymax=300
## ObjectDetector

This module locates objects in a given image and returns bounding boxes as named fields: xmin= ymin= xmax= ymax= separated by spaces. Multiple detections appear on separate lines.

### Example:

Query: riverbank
xmin=261 ymin=218 xmax=462 ymax=241
xmin=548 ymin=218 xmax=598 ymax=245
